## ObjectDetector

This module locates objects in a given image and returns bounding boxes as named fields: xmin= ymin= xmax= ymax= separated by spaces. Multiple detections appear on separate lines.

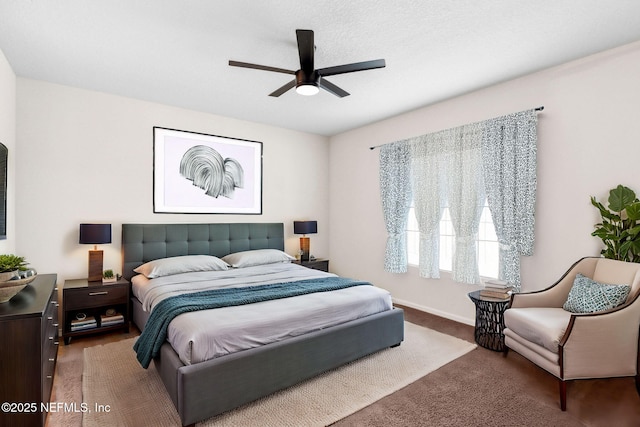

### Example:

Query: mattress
xmin=131 ymin=263 xmax=393 ymax=365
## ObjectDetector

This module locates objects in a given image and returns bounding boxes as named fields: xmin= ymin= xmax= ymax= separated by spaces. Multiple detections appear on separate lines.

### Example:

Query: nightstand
xmin=293 ymin=259 xmax=329 ymax=272
xmin=62 ymin=277 xmax=130 ymax=345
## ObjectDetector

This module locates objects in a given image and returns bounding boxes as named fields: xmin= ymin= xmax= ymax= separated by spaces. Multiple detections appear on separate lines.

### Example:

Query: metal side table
xmin=468 ymin=290 xmax=510 ymax=351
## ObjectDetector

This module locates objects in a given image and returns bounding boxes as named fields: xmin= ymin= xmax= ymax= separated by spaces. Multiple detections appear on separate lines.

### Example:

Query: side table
xmin=468 ymin=290 xmax=510 ymax=351
xmin=62 ymin=278 xmax=130 ymax=344
xmin=292 ymin=259 xmax=329 ymax=272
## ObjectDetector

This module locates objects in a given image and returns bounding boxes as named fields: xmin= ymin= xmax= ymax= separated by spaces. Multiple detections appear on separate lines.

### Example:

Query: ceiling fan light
xmin=296 ymin=84 xmax=319 ymax=96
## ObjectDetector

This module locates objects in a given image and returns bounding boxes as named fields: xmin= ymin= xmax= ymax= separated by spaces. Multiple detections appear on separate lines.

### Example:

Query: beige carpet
xmin=82 ymin=322 xmax=476 ymax=426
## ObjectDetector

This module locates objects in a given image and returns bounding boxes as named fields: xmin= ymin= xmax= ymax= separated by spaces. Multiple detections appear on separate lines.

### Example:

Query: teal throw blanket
xmin=134 ymin=276 xmax=371 ymax=368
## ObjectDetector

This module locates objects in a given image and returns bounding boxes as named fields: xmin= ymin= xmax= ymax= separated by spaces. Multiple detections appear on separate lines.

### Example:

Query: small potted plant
xmin=0 ymin=254 xmax=28 ymax=282
xmin=102 ymin=269 xmax=117 ymax=283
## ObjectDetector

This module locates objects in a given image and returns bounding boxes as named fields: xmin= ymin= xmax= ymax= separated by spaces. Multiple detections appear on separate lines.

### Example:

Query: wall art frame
xmin=153 ymin=127 xmax=263 ymax=214
xmin=0 ymin=143 xmax=6 ymax=239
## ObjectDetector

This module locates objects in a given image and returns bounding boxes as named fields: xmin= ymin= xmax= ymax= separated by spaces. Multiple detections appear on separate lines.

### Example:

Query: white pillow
xmin=133 ymin=255 xmax=229 ymax=278
xmin=222 ymin=249 xmax=295 ymax=268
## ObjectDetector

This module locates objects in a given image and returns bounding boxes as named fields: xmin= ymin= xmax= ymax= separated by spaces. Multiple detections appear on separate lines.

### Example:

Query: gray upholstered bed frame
xmin=122 ymin=223 xmax=404 ymax=426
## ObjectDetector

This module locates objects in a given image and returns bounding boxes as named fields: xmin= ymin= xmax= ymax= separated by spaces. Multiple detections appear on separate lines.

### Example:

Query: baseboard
xmin=392 ymin=297 xmax=475 ymax=326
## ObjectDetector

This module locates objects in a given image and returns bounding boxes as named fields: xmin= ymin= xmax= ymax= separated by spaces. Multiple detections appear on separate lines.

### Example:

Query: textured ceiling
xmin=1 ymin=1 xmax=640 ymax=136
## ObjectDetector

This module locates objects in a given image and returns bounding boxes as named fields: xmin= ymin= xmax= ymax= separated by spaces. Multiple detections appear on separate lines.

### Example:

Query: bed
xmin=122 ymin=223 xmax=404 ymax=426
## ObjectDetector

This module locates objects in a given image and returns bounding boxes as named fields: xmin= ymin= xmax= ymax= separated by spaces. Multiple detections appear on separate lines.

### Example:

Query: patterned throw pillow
xmin=563 ymin=273 xmax=631 ymax=313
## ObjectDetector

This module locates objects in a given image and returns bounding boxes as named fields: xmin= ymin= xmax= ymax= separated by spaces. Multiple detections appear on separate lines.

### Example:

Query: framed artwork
xmin=153 ymin=127 xmax=263 ymax=214
xmin=0 ymin=143 xmax=6 ymax=239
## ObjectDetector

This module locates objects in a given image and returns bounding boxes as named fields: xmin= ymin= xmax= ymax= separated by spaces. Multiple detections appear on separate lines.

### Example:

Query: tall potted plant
xmin=591 ymin=184 xmax=640 ymax=262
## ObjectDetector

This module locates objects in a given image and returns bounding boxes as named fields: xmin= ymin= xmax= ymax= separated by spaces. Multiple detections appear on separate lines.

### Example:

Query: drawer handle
xmin=47 ymin=316 xmax=53 ymax=320
xmin=52 ymin=323 xmax=59 ymax=327
xmin=49 ymin=358 xmax=55 ymax=362
xmin=89 ymin=291 xmax=108 ymax=296
xmin=54 ymin=341 xmax=59 ymax=346
xmin=49 ymin=336 xmax=54 ymax=340
xmin=46 ymin=375 xmax=52 ymax=379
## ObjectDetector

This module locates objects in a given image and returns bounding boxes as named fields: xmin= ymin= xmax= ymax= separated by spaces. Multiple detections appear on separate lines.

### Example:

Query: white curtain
xmin=410 ymin=134 xmax=445 ymax=278
xmin=446 ymin=124 xmax=485 ymax=284
xmin=409 ymin=124 xmax=484 ymax=283
xmin=379 ymin=142 xmax=412 ymax=273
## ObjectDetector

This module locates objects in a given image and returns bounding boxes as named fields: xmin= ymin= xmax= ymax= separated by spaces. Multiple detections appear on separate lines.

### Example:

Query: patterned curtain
xmin=481 ymin=109 xmax=537 ymax=290
xmin=446 ymin=124 xmax=485 ymax=284
xmin=379 ymin=142 xmax=412 ymax=273
xmin=379 ymin=108 xmax=537 ymax=286
xmin=410 ymin=134 xmax=445 ymax=278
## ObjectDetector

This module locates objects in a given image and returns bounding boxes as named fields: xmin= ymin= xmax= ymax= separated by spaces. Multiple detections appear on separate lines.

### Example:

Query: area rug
xmin=82 ymin=322 xmax=476 ymax=426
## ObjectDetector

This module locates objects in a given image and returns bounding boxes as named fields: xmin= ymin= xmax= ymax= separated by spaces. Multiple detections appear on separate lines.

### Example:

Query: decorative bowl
xmin=0 ymin=274 xmax=37 ymax=303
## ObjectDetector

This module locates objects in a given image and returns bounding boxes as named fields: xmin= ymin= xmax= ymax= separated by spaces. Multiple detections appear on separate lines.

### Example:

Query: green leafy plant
xmin=103 ymin=269 xmax=114 ymax=279
xmin=591 ymin=184 xmax=640 ymax=262
xmin=0 ymin=254 xmax=28 ymax=273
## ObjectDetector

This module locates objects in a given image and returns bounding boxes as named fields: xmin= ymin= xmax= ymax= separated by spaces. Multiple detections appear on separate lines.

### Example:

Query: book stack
xmin=70 ymin=315 xmax=97 ymax=331
xmin=480 ymin=279 xmax=513 ymax=300
xmin=100 ymin=312 xmax=124 ymax=327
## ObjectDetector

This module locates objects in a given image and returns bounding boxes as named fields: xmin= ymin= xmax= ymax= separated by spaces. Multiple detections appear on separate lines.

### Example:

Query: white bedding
xmin=131 ymin=263 xmax=393 ymax=365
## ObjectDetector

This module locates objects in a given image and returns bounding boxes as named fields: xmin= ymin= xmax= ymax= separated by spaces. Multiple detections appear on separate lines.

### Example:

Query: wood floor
xmin=47 ymin=305 xmax=640 ymax=426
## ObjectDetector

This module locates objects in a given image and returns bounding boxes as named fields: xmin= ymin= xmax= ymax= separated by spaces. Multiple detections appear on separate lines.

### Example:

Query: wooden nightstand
xmin=62 ymin=277 xmax=130 ymax=345
xmin=293 ymin=259 xmax=329 ymax=272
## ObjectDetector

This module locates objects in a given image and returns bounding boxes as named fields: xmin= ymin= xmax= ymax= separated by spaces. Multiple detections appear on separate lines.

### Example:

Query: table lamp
xmin=79 ymin=223 xmax=112 ymax=282
xmin=293 ymin=220 xmax=317 ymax=262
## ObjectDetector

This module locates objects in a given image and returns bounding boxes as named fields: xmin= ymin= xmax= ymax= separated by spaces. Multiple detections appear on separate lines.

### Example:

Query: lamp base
xmin=88 ymin=250 xmax=103 ymax=282
xmin=299 ymin=237 xmax=310 ymax=262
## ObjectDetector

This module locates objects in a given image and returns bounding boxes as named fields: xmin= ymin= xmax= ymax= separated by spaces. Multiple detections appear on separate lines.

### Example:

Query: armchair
xmin=503 ymin=257 xmax=640 ymax=410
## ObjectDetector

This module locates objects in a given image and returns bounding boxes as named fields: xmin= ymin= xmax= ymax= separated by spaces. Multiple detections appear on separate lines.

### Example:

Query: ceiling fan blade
xmin=269 ymin=79 xmax=296 ymax=97
xmin=296 ymin=29 xmax=314 ymax=74
xmin=319 ymin=78 xmax=350 ymax=98
xmin=229 ymin=60 xmax=295 ymax=75
xmin=317 ymin=59 xmax=386 ymax=77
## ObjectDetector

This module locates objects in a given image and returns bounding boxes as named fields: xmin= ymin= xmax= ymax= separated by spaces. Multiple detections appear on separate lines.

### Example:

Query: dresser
xmin=0 ymin=274 xmax=58 ymax=427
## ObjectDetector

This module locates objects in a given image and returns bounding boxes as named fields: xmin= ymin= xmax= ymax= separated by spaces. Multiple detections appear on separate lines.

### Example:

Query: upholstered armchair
xmin=503 ymin=257 xmax=640 ymax=410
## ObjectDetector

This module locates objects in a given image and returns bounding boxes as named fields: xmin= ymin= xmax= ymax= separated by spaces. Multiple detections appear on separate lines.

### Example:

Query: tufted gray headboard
xmin=121 ymin=223 xmax=285 ymax=281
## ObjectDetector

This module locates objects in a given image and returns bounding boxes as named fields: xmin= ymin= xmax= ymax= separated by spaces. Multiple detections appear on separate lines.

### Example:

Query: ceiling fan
xmin=229 ymin=29 xmax=385 ymax=98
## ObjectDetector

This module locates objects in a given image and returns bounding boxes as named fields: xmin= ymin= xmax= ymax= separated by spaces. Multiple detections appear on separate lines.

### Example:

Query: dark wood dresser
xmin=0 ymin=274 xmax=58 ymax=427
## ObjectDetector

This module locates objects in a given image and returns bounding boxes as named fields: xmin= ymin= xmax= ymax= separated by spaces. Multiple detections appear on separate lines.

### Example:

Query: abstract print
xmin=179 ymin=145 xmax=244 ymax=199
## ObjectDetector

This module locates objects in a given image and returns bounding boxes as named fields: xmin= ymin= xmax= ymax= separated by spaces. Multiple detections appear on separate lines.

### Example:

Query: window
xmin=407 ymin=199 xmax=499 ymax=279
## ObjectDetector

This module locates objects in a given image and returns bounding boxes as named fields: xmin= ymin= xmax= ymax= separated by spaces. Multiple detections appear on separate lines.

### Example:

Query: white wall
xmin=15 ymin=79 xmax=330 ymax=283
xmin=0 ymin=49 xmax=16 ymax=254
xmin=329 ymin=40 xmax=640 ymax=325
xmin=10 ymin=40 xmax=640 ymax=325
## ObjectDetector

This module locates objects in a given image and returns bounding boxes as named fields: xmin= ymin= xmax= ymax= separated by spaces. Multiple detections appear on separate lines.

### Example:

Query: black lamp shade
xmin=294 ymin=221 xmax=317 ymax=235
xmin=79 ymin=224 xmax=112 ymax=245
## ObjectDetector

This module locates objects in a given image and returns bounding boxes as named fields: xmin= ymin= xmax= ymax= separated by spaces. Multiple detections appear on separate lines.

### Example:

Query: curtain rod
xmin=368 ymin=106 xmax=544 ymax=150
